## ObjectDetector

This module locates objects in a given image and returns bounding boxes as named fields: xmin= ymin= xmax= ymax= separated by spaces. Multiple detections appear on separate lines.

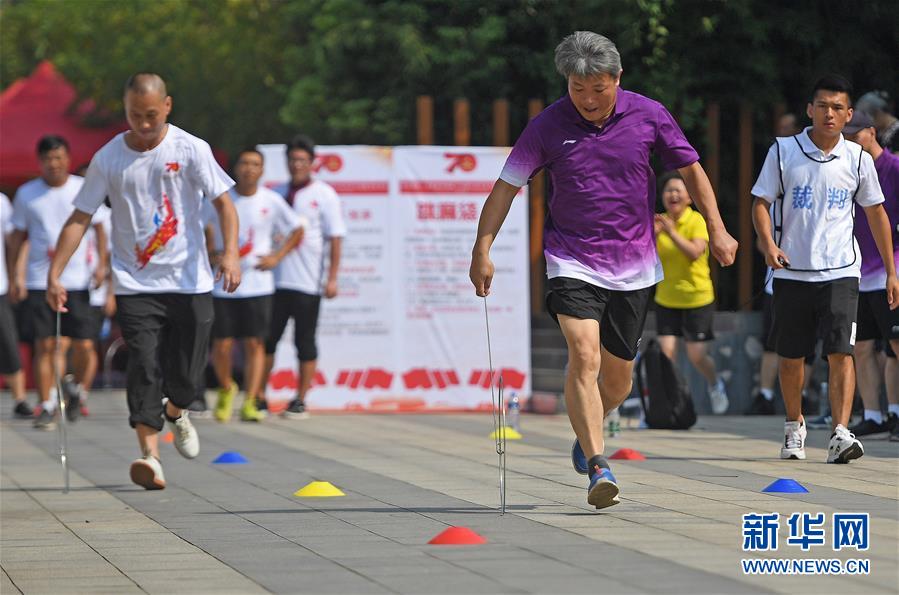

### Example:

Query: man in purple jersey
xmin=469 ymin=31 xmax=737 ymax=509
xmin=844 ymin=111 xmax=899 ymax=441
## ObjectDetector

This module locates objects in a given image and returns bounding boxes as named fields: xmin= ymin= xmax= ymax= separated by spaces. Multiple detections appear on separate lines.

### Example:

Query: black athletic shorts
xmin=857 ymin=289 xmax=898 ymax=358
xmin=545 ymin=277 xmax=652 ymax=361
xmin=27 ymin=290 xmax=93 ymax=340
xmin=87 ymin=306 xmax=106 ymax=340
xmin=212 ymin=295 xmax=272 ymax=339
xmin=655 ymin=303 xmax=715 ymax=342
xmin=772 ymin=277 xmax=859 ymax=358
xmin=265 ymin=289 xmax=322 ymax=362
xmin=0 ymin=294 xmax=22 ymax=374
xmin=116 ymin=293 xmax=214 ymax=430
xmin=763 ymin=292 xmax=819 ymax=363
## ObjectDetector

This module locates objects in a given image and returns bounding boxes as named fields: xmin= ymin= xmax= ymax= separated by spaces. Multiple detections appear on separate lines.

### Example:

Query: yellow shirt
xmin=655 ymin=208 xmax=714 ymax=309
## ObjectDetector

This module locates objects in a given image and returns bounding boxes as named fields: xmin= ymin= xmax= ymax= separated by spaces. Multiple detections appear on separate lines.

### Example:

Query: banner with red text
xmin=257 ymin=144 xmax=530 ymax=411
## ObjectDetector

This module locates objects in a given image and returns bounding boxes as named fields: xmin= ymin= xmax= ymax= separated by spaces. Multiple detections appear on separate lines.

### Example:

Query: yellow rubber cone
xmin=293 ymin=481 xmax=346 ymax=497
xmin=489 ymin=427 xmax=522 ymax=440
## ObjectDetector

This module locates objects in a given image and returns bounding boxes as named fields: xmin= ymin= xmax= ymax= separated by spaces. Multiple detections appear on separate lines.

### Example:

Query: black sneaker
xmin=62 ymin=375 xmax=81 ymax=422
xmin=744 ymin=393 xmax=776 ymax=415
xmin=889 ymin=414 xmax=899 ymax=442
xmin=257 ymin=398 xmax=268 ymax=412
xmin=13 ymin=401 xmax=34 ymax=418
xmin=848 ymin=418 xmax=889 ymax=437
xmin=282 ymin=399 xmax=308 ymax=419
xmin=33 ymin=408 xmax=56 ymax=431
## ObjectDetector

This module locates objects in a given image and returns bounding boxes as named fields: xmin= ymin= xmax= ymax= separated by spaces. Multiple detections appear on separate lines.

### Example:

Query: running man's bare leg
xmin=243 ymin=338 xmax=265 ymax=401
xmin=686 ymin=341 xmax=717 ymax=385
xmin=71 ymin=338 xmax=97 ymax=393
xmin=135 ymin=423 xmax=160 ymax=459
xmin=779 ymin=356 xmax=804 ymax=423
xmin=828 ymin=353 xmax=856 ymax=429
xmin=558 ymin=315 xmax=604 ymax=458
xmin=657 ymin=335 xmax=677 ymax=361
xmin=597 ymin=347 xmax=636 ymax=413
xmin=211 ymin=338 xmax=234 ymax=388
xmin=887 ymin=340 xmax=899 ymax=409
xmin=853 ymin=340 xmax=882 ymax=413
xmin=297 ymin=360 xmax=316 ymax=402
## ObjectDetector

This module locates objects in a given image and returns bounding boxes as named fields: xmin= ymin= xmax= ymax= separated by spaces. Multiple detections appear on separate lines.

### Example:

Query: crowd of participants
xmin=1 ymin=63 xmax=897 ymax=497
xmin=1 ymin=127 xmax=346 ymax=437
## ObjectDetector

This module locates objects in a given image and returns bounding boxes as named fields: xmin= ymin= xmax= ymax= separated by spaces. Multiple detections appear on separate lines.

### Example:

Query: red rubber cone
xmin=428 ymin=526 xmax=487 ymax=545
xmin=609 ymin=448 xmax=646 ymax=460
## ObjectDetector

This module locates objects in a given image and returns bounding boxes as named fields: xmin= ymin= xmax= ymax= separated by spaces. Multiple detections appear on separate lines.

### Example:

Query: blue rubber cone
xmin=762 ymin=478 xmax=808 ymax=493
xmin=212 ymin=451 xmax=249 ymax=464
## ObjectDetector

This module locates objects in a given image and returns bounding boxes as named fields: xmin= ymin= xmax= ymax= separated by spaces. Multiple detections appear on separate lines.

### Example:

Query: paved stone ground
xmin=1 ymin=390 xmax=897 ymax=594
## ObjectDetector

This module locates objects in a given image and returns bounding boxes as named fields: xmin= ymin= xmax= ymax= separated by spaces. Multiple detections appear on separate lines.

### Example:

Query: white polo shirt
xmin=206 ymin=187 xmax=305 ymax=298
xmin=751 ymin=128 xmax=884 ymax=283
xmin=12 ymin=175 xmax=92 ymax=291
xmin=73 ymin=125 xmax=234 ymax=295
xmin=271 ymin=180 xmax=347 ymax=295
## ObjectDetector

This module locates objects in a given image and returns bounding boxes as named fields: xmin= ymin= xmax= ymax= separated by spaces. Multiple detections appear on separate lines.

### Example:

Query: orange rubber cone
xmin=162 ymin=432 xmax=174 ymax=444
xmin=609 ymin=448 xmax=646 ymax=460
xmin=428 ymin=526 xmax=487 ymax=545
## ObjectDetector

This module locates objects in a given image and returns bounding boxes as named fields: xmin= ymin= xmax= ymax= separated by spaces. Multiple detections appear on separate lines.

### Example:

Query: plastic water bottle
xmin=507 ymin=392 xmax=521 ymax=432
xmin=607 ymin=407 xmax=621 ymax=437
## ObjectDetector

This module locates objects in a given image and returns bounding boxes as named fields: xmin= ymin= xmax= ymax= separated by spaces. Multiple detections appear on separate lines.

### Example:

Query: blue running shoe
xmin=571 ymin=439 xmax=588 ymax=475
xmin=587 ymin=467 xmax=620 ymax=509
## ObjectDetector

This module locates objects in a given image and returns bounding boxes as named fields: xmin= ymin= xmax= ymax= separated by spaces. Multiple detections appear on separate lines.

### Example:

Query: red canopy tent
xmin=0 ymin=61 xmax=128 ymax=189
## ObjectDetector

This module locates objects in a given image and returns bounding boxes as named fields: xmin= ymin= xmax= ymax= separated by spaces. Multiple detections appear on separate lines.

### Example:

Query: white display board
xmin=257 ymin=144 xmax=530 ymax=411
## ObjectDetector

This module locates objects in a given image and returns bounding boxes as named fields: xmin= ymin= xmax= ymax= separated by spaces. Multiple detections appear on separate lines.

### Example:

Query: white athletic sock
xmin=863 ymin=409 xmax=883 ymax=424
xmin=760 ymin=388 xmax=774 ymax=401
xmin=888 ymin=404 xmax=899 ymax=418
xmin=42 ymin=398 xmax=57 ymax=413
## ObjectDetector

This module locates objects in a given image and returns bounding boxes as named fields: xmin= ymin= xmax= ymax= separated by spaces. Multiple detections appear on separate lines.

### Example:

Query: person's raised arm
xmin=212 ymin=192 xmax=241 ymax=293
xmin=469 ymin=179 xmax=519 ymax=297
xmin=862 ymin=204 xmax=899 ymax=309
xmin=47 ymin=210 xmax=92 ymax=311
xmin=678 ymin=161 xmax=738 ymax=266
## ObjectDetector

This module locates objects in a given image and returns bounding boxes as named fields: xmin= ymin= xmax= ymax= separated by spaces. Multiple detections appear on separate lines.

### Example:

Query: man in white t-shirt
xmin=205 ymin=149 xmax=304 ymax=423
xmin=752 ymin=75 xmax=899 ymax=464
xmin=80 ymin=202 xmax=113 ymax=417
xmin=1 ymin=192 xmax=30 ymax=418
xmin=47 ymin=73 xmax=241 ymax=490
xmin=8 ymin=136 xmax=108 ymax=430
xmin=264 ymin=135 xmax=347 ymax=418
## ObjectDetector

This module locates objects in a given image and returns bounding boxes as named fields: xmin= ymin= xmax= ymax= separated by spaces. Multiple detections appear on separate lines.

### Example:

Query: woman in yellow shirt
xmin=654 ymin=172 xmax=729 ymax=414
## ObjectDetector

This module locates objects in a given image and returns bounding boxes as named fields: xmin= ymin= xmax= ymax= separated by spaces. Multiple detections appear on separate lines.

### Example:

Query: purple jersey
xmin=499 ymin=91 xmax=699 ymax=290
xmin=855 ymin=149 xmax=899 ymax=291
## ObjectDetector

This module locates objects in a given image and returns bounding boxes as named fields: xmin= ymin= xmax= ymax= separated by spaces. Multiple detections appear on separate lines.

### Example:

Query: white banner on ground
xmin=257 ymin=144 xmax=530 ymax=411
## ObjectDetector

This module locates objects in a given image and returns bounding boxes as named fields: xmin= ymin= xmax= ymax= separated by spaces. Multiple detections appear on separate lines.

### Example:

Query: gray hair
xmin=554 ymin=31 xmax=622 ymax=78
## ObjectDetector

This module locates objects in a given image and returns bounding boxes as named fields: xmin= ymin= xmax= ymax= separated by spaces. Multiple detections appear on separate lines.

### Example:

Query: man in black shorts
xmin=470 ymin=32 xmax=737 ymax=509
xmin=1 ymin=192 xmax=31 ymax=418
xmin=48 ymin=73 xmax=241 ymax=489
xmin=8 ymin=136 xmax=107 ymax=429
xmin=752 ymin=75 xmax=898 ymax=463
xmin=264 ymin=135 xmax=346 ymax=418
xmin=206 ymin=149 xmax=304 ymax=423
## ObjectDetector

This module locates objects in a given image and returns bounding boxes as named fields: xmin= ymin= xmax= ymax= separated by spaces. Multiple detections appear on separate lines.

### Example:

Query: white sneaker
xmin=781 ymin=420 xmax=807 ymax=460
xmin=130 ymin=455 xmax=166 ymax=490
xmin=827 ymin=424 xmax=864 ymax=464
xmin=168 ymin=411 xmax=200 ymax=459
xmin=709 ymin=379 xmax=729 ymax=415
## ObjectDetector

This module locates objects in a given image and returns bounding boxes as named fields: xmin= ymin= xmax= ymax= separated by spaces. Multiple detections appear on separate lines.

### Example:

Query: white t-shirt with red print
xmin=205 ymin=187 xmax=305 ymax=298
xmin=73 ymin=125 xmax=234 ymax=295
xmin=271 ymin=179 xmax=347 ymax=295
xmin=11 ymin=175 xmax=92 ymax=291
